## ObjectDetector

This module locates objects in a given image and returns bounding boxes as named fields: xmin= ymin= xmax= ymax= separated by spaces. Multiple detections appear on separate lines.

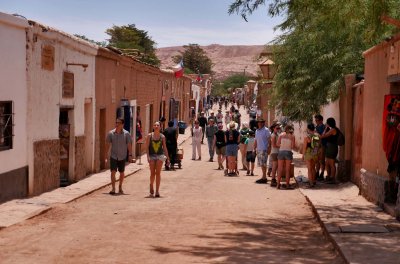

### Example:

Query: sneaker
xmin=255 ymin=178 xmax=268 ymax=184
xmin=224 ymin=169 xmax=228 ymax=176
xmin=270 ymin=178 xmax=277 ymax=187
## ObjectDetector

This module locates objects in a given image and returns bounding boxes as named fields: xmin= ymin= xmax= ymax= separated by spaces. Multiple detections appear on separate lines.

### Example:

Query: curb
xmin=301 ymin=192 xmax=349 ymax=264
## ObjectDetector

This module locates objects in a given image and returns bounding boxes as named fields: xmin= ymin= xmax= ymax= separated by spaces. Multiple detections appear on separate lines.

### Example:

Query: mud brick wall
xmin=0 ymin=166 xmax=28 ymax=203
xmin=74 ymin=135 xmax=86 ymax=181
xmin=33 ymin=139 xmax=60 ymax=195
xmin=360 ymin=170 xmax=387 ymax=206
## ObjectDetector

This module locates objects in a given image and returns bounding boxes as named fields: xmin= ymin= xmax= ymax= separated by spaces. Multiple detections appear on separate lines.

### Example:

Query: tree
xmin=229 ymin=0 xmax=400 ymax=121
xmin=74 ymin=34 xmax=107 ymax=47
xmin=105 ymin=24 xmax=160 ymax=66
xmin=173 ymin=44 xmax=213 ymax=74
xmin=211 ymin=74 xmax=250 ymax=96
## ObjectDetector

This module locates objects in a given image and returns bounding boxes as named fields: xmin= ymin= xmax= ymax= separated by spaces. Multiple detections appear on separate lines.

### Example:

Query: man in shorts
xmin=105 ymin=118 xmax=135 ymax=195
xmin=254 ymin=118 xmax=271 ymax=184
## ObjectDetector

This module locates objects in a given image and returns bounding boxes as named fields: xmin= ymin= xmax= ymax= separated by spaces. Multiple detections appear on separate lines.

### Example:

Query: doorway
xmin=84 ymin=100 xmax=93 ymax=174
xmin=99 ymin=108 xmax=106 ymax=170
xmin=59 ymin=108 xmax=72 ymax=186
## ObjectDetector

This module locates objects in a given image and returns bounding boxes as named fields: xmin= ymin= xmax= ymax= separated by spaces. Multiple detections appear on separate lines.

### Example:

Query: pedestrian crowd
xmin=104 ymin=100 xmax=343 ymax=197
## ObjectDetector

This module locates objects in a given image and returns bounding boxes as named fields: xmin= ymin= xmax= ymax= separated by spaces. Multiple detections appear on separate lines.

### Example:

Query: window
xmin=0 ymin=101 xmax=13 ymax=150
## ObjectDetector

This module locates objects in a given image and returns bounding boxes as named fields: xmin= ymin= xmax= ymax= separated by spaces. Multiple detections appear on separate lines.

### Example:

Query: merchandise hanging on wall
xmin=382 ymin=94 xmax=400 ymax=173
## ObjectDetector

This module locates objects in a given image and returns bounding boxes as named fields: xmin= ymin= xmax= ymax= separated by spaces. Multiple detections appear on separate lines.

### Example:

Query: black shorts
xmin=246 ymin=151 xmax=256 ymax=163
xmin=110 ymin=158 xmax=126 ymax=172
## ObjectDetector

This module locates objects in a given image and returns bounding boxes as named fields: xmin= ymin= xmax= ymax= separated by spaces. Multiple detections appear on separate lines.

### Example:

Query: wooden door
xmin=99 ymin=108 xmax=106 ymax=170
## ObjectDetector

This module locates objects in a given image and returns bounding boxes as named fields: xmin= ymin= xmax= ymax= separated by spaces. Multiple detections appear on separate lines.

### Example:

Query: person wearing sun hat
xmin=254 ymin=117 xmax=272 ymax=184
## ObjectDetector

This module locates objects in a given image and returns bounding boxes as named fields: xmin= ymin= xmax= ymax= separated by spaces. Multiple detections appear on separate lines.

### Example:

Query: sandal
xmin=155 ymin=193 xmax=160 ymax=198
xmin=109 ymin=190 xmax=116 ymax=195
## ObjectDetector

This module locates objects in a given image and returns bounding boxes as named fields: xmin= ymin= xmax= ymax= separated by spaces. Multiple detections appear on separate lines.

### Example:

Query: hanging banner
xmin=382 ymin=95 xmax=400 ymax=171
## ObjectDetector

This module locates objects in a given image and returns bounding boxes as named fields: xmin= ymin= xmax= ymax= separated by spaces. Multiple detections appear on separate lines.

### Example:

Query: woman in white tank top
xmin=276 ymin=124 xmax=295 ymax=189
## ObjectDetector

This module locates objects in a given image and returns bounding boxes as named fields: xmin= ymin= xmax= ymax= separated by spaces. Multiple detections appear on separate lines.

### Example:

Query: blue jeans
xmin=207 ymin=137 xmax=215 ymax=159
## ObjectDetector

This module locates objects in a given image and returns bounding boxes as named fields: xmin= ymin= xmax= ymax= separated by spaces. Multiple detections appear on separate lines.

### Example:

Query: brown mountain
xmin=156 ymin=44 xmax=267 ymax=80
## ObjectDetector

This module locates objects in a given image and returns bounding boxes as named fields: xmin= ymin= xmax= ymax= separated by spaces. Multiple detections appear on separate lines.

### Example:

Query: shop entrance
xmin=59 ymin=108 xmax=73 ymax=186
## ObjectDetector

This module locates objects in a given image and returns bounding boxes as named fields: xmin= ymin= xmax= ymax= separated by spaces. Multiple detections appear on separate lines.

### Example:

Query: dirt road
xmin=0 ymin=107 xmax=343 ymax=264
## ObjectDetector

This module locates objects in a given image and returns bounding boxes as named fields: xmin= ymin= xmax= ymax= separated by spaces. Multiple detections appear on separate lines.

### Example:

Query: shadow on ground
xmin=152 ymin=217 xmax=344 ymax=264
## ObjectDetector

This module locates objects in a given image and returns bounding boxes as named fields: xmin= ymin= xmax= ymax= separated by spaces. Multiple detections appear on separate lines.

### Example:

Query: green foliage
xmin=229 ymin=0 xmax=400 ymax=121
xmin=211 ymin=74 xmax=251 ymax=96
xmin=173 ymin=44 xmax=213 ymax=74
xmin=105 ymin=24 xmax=160 ymax=66
xmin=74 ymin=34 xmax=107 ymax=47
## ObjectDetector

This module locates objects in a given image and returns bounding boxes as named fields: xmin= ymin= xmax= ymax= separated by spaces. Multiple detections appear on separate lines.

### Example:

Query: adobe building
xmin=26 ymin=21 xmax=98 ymax=195
xmin=0 ymin=13 xmax=30 ymax=202
xmin=95 ymin=48 xmax=192 ymax=170
xmin=361 ymin=33 xmax=400 ymax=216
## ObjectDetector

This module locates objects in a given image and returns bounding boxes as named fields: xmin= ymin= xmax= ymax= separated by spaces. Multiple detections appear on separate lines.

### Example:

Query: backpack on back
xmin=310 ymin=134 xmax=320 ymax=155
xmin=336 ymin=128 xmax=345 ymax=146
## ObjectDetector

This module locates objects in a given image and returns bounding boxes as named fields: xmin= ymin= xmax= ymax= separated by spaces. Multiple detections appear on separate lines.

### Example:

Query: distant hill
xmin=156 ymin=44 xmax=267 ymax=80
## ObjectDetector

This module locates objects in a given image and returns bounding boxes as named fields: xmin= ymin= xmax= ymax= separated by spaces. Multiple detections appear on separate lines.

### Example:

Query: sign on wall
xmin=62 ymin=71 xmax=74 ymax=98
xmin=41 ymin=45 xmax=55 ymax=71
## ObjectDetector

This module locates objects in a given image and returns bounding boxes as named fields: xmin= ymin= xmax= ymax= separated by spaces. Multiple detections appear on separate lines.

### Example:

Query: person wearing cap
xmin=254 ymin=118 xmax=272 ymax=184
xmin=198 ymin=111 xmax=208 ymax=144
xmin=205 ymin=119 xmax=218 ymax=162
xmin=225 ymin=121 xmax=241 ymax=176
xmin=214 ymin=122 xmax=226 ymax=170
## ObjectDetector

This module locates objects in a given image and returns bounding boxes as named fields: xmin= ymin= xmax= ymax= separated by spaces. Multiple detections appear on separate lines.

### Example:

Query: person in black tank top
xmin=320 ymin=117 xmax=339 ymax=183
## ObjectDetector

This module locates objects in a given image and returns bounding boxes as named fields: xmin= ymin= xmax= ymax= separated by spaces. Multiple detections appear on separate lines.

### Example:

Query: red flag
xmin=172 ymin=60 xmax=184 ymax=78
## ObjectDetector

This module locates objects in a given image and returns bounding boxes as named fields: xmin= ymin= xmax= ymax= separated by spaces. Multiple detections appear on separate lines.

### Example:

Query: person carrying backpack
xmin=302 ymin=123 xmax=320 ymax=187
xmin=320 ymin=117 xmax=341 ymax=183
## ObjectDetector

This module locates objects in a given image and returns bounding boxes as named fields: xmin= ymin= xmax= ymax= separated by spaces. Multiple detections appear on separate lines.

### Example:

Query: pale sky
xmin=0 ymin=0 xmax=282 ymax=48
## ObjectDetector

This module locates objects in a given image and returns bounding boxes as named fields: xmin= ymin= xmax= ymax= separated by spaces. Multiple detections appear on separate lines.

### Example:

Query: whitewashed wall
xmin=292 ymin=99 xmax=341 ymax=152
xmin=0 ymin=13 xmax=29 ymax=174
xmin=26 ymin=23 xmax=97 ymax=194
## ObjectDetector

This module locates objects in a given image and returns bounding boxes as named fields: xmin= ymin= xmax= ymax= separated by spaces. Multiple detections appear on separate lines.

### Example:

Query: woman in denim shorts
xmin=276 ymin=124 xmax=295 ymax=189
xmin=224 ymin=121 xmax=240 ymax=176
xmin=145 ymin=122 xmax=169 ymax=197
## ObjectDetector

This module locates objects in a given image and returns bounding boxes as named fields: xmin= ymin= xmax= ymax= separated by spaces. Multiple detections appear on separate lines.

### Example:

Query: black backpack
xmin=336 ymin=128 xmax=345 ymax=146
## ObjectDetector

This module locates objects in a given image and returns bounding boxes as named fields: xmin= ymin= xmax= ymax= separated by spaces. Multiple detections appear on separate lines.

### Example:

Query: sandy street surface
xmin=0 ymin=107 xmax=343 ymax=264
